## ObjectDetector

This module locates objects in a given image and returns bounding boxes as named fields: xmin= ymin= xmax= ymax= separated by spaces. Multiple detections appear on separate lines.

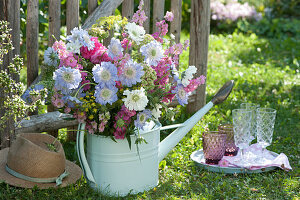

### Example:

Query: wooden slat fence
xmin=0 ymin=0 xmax=210 ymax=148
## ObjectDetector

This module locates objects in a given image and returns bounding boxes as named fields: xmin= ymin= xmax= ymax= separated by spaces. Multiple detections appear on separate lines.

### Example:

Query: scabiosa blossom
xmin=67 ymin=27 xmax=95 ymax=50
xmin=140 ymin=40 xmax=164 ymax=66
xmin=123 ymin=88 xmax=148 ymax=111
xmin=53 ymin=66 xmax=82 ymax=94
xmin=173 ymin=84 xmax=189 ymax=106
xmin=92 ymin=62 xmax=118 ymax=87
xmin=44 ymin=47 xmax=59 ymax=66
xmin=119 ymin=59 xmax=144 ymax=87
xmin=94 ymin=85 xmax=118 ymax=105
xmin=125 ymin=22 xmax=145 ymax=44
xmin=164 ymin=11 xmax=174 ymax=22
xmin=135 ymin=109 xmax=152 ymax=130
xmin=66 ymin=39 xmax=82 ymax=54
xmin=107 ymin=38 xmax=123 ymax=59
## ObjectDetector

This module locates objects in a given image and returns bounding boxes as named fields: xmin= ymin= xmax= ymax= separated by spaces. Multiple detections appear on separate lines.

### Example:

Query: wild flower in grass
xmin=119 ymin=59 xmax=144 ymax=87
xmin=135 ymin=109 xmax=151 ymax=130
xmin=53 ymin=66 xmax=82 ymax=94
xmin=44 ymin=47 xmax=58 ymax=66
xmin=92 ymin=62 xmax=118 ymax=87
xmin=164 ymin=11 xmax=174 ymax=22
xmin=107 ymin=38 xmax=123 ymax=59
xmin=140 ymin=40 xmax=164 ymax=66
xmin=125 ymin=22 xmax=145 ymax=44
xmin=123 ymin=88 xmax=148 ymax=111
xmin=173 ymin=84 xmax=189 ymax=106
xmin=94 ymin=85 xmax=118 ymax=105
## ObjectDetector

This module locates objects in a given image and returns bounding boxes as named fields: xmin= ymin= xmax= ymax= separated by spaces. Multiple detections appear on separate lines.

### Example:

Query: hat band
xmin=5 ymin=165 xmax=69 ymax=186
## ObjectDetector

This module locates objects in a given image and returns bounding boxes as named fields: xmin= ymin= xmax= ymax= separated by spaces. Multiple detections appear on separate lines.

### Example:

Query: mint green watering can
xmin=76 ymin=80 xmax=234 ymax=196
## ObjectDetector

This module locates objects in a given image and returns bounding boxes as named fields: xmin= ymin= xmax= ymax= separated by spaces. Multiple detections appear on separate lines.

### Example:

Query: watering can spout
xmin=158 ymin=80 xmax=234 ymax=162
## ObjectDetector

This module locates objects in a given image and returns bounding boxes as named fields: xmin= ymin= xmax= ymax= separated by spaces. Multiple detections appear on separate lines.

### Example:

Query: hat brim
xmin=0 ymin=148 xmax=82 ymax=189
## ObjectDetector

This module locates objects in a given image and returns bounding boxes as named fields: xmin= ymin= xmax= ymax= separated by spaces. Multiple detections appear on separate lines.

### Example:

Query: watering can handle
xmin=76 ymin=123 xmax=96 ymax=184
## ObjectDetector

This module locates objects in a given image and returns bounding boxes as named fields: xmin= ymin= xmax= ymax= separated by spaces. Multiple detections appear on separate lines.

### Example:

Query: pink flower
xmin=121 ymin=38 xmax=132 ymax=50
xmin=183 ymin=40 xmax=190 ymax=50
xmin=65 ymin=56 xmax=78 ymax=67
xmin=53 ymin=98 xmax=64 ymax=108
xmin=156 ymin=20 xmax=168 ymax=36
xmin=91 ymin=121 xmax=97 ymax=130
xmin=98 ymin=122 xmax=105 ymax=132
xmin=52 ymin=40 xmax=66 ymax=52
xmin=152 ymin=32 xmax=163 ymax=43
xmin=164 ymin=11 xmax=174 ymax=22
xmin=64 ymin=107 xmax=71 ymax=114
xmin=173 ymin=43 xmax=183 ymax=55
xmin=184 ymin=76 xmax=206 ymax=93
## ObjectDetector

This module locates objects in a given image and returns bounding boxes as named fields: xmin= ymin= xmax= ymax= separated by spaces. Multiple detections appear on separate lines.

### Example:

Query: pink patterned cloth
xmin=218 ymin=143 xmax=292 ymax=171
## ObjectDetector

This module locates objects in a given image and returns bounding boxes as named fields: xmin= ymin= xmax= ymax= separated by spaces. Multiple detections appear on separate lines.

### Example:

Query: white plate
xmin=190 ymin=150 xmax=278 ymax=174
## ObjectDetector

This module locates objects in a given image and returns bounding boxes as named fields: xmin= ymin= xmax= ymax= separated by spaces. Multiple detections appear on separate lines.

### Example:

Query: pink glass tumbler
xmin=218 ymin=124 xmax=239 ymax=156
xmin=202 ymin=131 xmax=227 ymax=165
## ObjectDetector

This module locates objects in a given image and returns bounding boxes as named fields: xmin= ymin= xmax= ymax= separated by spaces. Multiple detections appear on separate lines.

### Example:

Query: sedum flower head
xmin=122 ymin=88 xmax=148 ymax=111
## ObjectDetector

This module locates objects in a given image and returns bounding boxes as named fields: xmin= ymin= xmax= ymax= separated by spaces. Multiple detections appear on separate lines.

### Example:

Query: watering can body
xmin=76 ymin=81 xmax=234 ymax=196
xmin=76 ymin=102 xmax=214 ymax=196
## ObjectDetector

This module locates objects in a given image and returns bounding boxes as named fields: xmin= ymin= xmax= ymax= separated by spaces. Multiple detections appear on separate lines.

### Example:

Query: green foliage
xmin=0 ymin=21 xmax=47 ymax=133
xmin=2 ymin=25 xmax=299 ymax=199
xmin=237 ymin=17 xmax=300 ymax=38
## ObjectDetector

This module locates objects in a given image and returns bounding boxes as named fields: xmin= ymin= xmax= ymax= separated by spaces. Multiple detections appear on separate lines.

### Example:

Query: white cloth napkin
xmin=218 ymin=143 xmax=292 ymax=171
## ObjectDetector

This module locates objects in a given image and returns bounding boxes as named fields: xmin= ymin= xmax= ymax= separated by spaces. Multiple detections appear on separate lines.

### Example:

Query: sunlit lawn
xmin=1 ymin=30 xmax=299 ymax=199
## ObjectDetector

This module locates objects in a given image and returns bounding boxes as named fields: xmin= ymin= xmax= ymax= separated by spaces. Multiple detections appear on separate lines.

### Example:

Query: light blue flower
xmin=44 ymin=47 xmax=58 ymax=66
xmin=119 ymin=59 xmax=144 ymax=87
xmin=62 ymin=96 xmax=82 ymax=108
xmin=67 ymin=27 xmax=95 ymax=50
xmin=21 ymin=84 xmax=47 ymax=104
xmin=140 ymin=40 xmax=164 ymax=66
xmin=134 ymin=109 xmax=152 ymax=130
xmin=94 ymin=85 xmax=118 ymax=105
xmin=53 ymin=66 xmax=82 ymax=95
xmin=172 ymin=84 xmax=189 ymax=106
xmin=107 ymin=38 xmax=123 ymax=59
xmin=92 ymin=62 xmax=118 ymax=88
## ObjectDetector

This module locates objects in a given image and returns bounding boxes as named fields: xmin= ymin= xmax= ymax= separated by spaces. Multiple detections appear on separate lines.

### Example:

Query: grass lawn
xmin=0 ymin=31 xmax=299 ymax=199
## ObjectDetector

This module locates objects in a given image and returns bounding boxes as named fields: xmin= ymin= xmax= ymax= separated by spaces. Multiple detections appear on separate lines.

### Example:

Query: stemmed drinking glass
xmin=240 ymin=103 xmax=260 ymax=141
xmin=256 ymin=108 xmax=277 ymax=152
xmin=232 ymin=109 xmax=253 ymax=159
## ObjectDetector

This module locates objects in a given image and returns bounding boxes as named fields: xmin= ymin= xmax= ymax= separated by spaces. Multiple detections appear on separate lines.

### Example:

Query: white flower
xmin=140 ymin=40 xmax=164 ymax=66
xmin=181 ymin=65 xmax=198 ymax=87
xmin=122 ymin=88 xmax=148 ymax=111
xmin=125 ymin=22 xmax=145 ymax=44
xmin=151 ymin=104 xmax=162 ymax=121
xmin=66 ymin=40 xmax=82 ymax=54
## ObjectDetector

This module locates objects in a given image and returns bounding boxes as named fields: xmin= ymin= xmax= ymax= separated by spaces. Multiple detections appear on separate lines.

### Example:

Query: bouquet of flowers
xmin=43 ymin=1 xmax=205 ymax=142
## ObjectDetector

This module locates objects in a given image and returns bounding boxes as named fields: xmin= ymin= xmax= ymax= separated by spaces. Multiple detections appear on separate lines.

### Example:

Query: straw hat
xmin=0 ymin=133 xmax=82 ymax=189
